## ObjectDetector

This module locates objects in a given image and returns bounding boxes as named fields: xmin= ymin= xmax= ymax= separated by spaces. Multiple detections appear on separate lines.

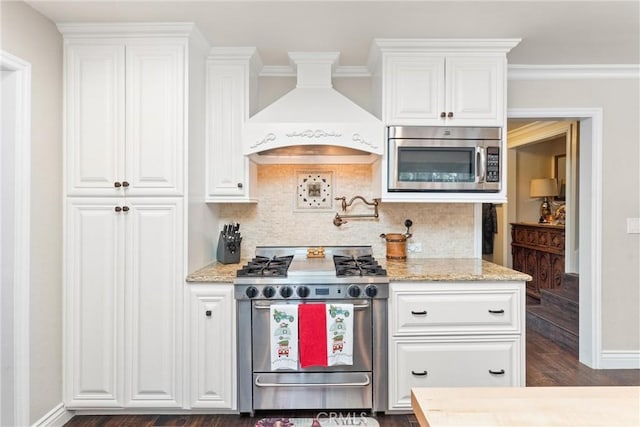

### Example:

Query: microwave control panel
xmin=486 ymin=147 xmax=500 ymax=182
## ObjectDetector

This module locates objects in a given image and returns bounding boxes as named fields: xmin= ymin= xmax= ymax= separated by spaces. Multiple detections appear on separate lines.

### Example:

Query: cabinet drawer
xmin=391 ymin=290 xmax=520 ymax=335
xmin=388 ymin=337 xmax=520 ymax=410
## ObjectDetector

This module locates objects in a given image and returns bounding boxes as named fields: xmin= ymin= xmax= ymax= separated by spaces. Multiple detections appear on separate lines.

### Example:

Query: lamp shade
xmin=530 ymin=178 xmax=559 ymax=198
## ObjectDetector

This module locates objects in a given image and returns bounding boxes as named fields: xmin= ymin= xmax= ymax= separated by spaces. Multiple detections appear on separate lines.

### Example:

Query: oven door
xmin=251 ymin=300 xmax=373 ymax=372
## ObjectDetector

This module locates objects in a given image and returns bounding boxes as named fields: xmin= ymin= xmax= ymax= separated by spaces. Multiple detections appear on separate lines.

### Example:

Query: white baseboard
xmin=600 ymin=350 xmax=640 ymax=369
xmin=32 ymin=403 xmax=74 ymax=427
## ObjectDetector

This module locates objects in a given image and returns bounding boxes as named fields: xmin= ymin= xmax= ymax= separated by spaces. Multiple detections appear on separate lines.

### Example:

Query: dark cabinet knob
xmin=488 ymin=309 xmax=505 ymax=314
xmin=411 ymin=310 xmax=427 ymax=316
xmin=122 ymin=206 xmax=129 ymax=212
xmin=411 ymin=370 xmax=428 ymax=376
xmin=114 ymin=182 xmax=122 ymax=188
xmin=122 ymin=181 xmax=130 ymax=187
xmin=447 ymin=112 xmax=454 ymax=118
xmin=205 ymin=310 xmax=212 ymax=317
xmin=489 ymin=369 xmax=505 ymax=375
xmin=237 ymin=182 xmax=243 ymax=189
xmin=115 ymin=206 xmax=122 ymax=212
xmin=440 ymin=112 xmax=446 ymax=118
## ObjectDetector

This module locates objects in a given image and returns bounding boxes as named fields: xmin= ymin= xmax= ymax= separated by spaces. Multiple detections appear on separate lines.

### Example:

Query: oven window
xmin=397 ymin=147 xmax=475 ymax=182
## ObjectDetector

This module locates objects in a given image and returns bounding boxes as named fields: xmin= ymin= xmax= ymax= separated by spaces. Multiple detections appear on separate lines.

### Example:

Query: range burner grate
xmin=236 ymin=255 xmax=294 ymax=277
xmin=334 ymin=254 xmax=387 ymax=277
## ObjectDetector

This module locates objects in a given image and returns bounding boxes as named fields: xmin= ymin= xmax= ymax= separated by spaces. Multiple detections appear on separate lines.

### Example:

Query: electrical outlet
xmin=627 ymin=218 xmax=640 ymax=234
xmin=408 ymin=242 xmax=422 ymax=253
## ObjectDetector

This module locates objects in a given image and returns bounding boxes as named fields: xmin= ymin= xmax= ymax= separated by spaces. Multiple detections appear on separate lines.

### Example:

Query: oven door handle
xmin=254 ymin=374 xmax=371 ymax=388
xmin=254 ymin=302 xmax=371 ymax=310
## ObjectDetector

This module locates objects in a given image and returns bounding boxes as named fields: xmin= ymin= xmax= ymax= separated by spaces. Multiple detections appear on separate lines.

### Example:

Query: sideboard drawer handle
xmin=489 ymin=369 xmax=505 ymax=375
xmin=411 ymin=310 xmax=427 ymax=316
xmin=488 ymin=309 xmax=505 ymax=314
xmin=411 ymin=370 xmax=428 ymax=376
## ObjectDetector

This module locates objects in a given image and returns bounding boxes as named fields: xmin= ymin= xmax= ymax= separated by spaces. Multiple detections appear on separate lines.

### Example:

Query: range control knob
xmin=297 ymin=286 xmax=310 ymax=298
xmin=365 ymin=285 xmax=378 ymax=298
xmin=347 ymin=285 xmax=361 ymax=298
xmin=262 ymin=286 xmax=276 ymax=298
xmin=280 ymin=286 xmax=293 ymax=298
xmin=245 ymin=286 xmax=259 ymax=299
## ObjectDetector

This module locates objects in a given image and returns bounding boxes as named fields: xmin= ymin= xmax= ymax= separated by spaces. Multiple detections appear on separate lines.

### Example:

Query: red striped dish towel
xmin=298 ymin=304 xmax=328 ymax=368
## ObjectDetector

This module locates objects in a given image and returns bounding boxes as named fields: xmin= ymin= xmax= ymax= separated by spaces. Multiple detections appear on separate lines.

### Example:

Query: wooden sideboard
xmin=511 ymin=222 xmax=565 ymax=302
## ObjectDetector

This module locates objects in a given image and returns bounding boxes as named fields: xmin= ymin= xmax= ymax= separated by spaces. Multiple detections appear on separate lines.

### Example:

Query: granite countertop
xmin=186 ymin=257 xmax=531 ymax=283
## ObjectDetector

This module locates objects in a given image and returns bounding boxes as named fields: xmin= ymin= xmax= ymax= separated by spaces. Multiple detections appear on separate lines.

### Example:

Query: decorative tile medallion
xmin=296 ymin=171 xmax=334 ymax=211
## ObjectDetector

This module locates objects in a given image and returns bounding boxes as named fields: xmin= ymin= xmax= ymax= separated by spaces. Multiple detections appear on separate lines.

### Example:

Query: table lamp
xmin=530 ymin=178 xmax=559 ymax=223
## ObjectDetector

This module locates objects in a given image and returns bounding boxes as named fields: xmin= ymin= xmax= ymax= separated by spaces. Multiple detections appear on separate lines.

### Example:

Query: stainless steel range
xmin=235 ymin=246 xmax=388 ymax=415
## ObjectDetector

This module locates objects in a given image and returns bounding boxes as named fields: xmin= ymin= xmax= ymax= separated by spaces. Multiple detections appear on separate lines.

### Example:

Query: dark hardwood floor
xmin=65 ymin=326 xmax=640 ymax=427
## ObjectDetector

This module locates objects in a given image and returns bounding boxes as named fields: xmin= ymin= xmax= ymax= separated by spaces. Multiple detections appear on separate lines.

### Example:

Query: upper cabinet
xmin=383 ymin=55 xmax=504 ymax=126
xmin=205 ymin=48 xmax=261 ymax=202
xmin=371 ymin=39 xmax=520 ymax=128
xmin=64 ymin=37 xmax=186 ymax=196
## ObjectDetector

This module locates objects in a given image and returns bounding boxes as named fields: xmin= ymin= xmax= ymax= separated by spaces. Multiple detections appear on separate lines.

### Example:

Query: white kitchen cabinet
xmin=390 ymin=336 xmax=520 ymax=409
xmin=187 ymin=285 xmax=236 ymax=409
xmin=383 ymin=54 xmax=504 ymax=126
xmin=387 ymin=281 xmax=525 ymax=412
xmin=60 ymin=23 xmax=208 ymax=411
xmin=372 ymin=39 xmax=519 ymax=127
xmin=206 ymin=48 xmax=260 ymax=202
xmin=64 ymin=38 xmax=185 ymax=197
xmin=64 ymin=198 xmax=184 ymax=408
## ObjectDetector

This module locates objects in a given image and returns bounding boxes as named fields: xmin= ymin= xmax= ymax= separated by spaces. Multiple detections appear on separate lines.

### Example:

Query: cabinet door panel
xmin=64 ymin=200 xmax=124 ymax=407
xmin=126 ymin=43 xmax=185 ymax=196
xmin=446 ymin=56 xmax=503 ymax=126
xmin=65 ymin=43 xmax=125 ymax=196
xmin=206 ymin=62 xmax=249 ymax=198
xmin=389 ymin=337 xmax=519 ymax=410
xmin=384 ymin=55 xmax=445 ymax=124
xmin=189 ymin=286 xmax=236 ymax=409
xmin=125 ymin=199 xmax=183 ymax=407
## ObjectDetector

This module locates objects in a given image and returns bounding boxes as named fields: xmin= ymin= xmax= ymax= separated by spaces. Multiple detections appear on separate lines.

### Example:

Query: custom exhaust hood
xmin=243 ymin=52 xmax=384 ymax=164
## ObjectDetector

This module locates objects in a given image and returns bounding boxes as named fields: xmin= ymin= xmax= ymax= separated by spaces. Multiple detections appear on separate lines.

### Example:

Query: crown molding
xmin=258 ymin=63 xmax=639 ymax=80
xmin=508 ymin=64 xmax=640 ymax=80
xmin=260 ymin=64 xmax=371 ymax=78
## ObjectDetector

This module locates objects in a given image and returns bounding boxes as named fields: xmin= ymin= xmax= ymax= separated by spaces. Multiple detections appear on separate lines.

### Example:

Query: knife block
xmin=216 ymin=233 xmax=242 ymax=264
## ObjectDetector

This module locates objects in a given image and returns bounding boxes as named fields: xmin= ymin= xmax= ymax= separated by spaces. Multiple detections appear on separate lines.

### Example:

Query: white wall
xmin=0 ymin=2 xmax=63 ymax=422
xmin=509 ymin=78 xmax=640 ymax=352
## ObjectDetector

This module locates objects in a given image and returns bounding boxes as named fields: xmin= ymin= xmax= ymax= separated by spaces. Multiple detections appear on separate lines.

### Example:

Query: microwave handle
xmin=477 ymin=147 xmax=487 ymax=183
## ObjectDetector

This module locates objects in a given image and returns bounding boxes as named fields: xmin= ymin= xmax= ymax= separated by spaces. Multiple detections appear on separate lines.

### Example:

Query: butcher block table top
xmin=411 ymin=386 xmax=640 ymax=426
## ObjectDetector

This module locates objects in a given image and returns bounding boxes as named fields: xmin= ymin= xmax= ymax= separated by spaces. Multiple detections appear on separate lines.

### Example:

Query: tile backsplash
xmin=218 ymin=164 xmax=475 ymax=259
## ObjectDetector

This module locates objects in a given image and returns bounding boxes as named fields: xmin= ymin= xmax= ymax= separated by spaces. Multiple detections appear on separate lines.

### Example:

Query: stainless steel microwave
xmin=387 ymin=126 xmax=502 ymax=192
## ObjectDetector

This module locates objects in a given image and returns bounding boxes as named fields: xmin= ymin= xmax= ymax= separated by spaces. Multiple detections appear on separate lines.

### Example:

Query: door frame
xmin=1 ymin=49 xmax=31 ymax=426
xmin=508 ymin=107 xmax=602 ymax=369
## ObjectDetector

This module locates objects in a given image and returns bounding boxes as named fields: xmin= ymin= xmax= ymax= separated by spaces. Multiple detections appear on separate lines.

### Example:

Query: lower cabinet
xmin=187 ymin=284 xmax=236 ymax=410
xmin=64 ymin=198 xmax=184 ymax=408
xmin=388 ymin=281 xmax=525 ymax=412
xmin=389 ymin=336 xmax=520 ymax=409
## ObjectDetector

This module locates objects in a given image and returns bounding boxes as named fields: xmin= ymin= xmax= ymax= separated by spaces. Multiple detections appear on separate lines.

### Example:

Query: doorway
xmin=1 ymin=49 xmax=31 ymax=426
xmin=507 ymin=108 xmax=603 ymax=369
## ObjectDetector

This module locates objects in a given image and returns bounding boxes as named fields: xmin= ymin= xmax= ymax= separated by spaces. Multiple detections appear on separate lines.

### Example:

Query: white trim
xmin=31 ymin=403 xmax=74 ymax=427
xmin=260 ymin=64 xmax=372 ymax=78
xmin=257 ymin=62 xmax=640 ymax=80
xmin=473 ymin=203 xmax=482 ymax=258
xmin=1 ymin=49 xmax=31 ymax=427
xmin=508 ymin=107 xmax=603 ymax=369
xmin=508 ymin=64 xmax=640 ymax=80
xmin=600 ymin=351 xmax=640 ymax=370
xmin=57 ymin=22 xmax=202 ymax=38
